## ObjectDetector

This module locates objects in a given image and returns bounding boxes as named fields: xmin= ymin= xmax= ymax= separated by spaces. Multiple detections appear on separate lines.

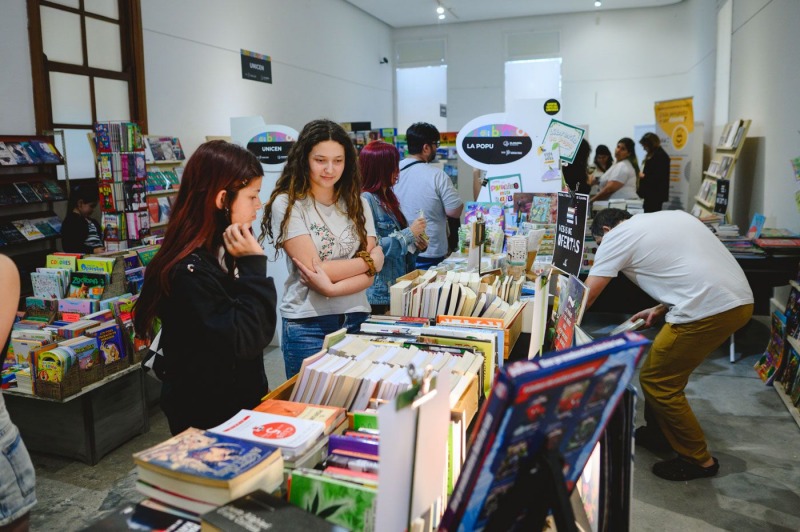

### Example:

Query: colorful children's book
xmin=46 ymin=253 xmax=77 ymax=271
xmin=11 ymin=219 xmax=44 ymax=240
xmin=59 ymin=336 xmax=101 ymax=372
xmin=76 ymin=256 xmax=116 ymax=275
xmin=464 ymin=202 xmax=505 ymax=231
xmin=30 ymin=271 xmax=64 ymax=299
xmin=135 ymin=244 xmax=161 ymax=266
xmin=67 ymin=271 xmax=109 ymax=300
xmin=58 ymin=298 xmax=98 ymax=321
xmin=86 ymin=321 xmax=126 ymax=364
xmin=33 ymin=344 xmax=76 ymax=383
xmin=124 ymin=266 xmax=146 ymax=294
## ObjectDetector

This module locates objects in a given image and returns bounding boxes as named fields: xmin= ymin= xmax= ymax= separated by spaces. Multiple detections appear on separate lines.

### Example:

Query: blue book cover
xmin=133 ymin=427 xmax=281 ymax=483
xmin=86 ymin=321 xmax=126 ymax=363
xmin=441 ymin=332 xmax=650 ymax=531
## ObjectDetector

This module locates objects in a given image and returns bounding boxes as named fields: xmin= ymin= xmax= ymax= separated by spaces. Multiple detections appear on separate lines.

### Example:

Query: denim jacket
xmin=362 ymin=192 xmax=416 ymax=305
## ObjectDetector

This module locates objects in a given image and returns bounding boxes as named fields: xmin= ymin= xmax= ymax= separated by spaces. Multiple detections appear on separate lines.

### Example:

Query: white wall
xmin=393 ymin=0 xmax=718 ymax=207
xmin=0 ymin=0 xmax=35 ymax=134
xmin=141 ymin=0 xmax=395 ymax=157
xmin=729 ymin=0 xmax=800 ymax=232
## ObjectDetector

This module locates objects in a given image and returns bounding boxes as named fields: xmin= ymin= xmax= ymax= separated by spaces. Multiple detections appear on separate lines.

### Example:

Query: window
xmin=396 ymin=65 xmax=448 ymax=134
xmin=504 ymin=58 xmax=562 ymax=111
xmin=28 ymin=0 xmax=147 ymax=179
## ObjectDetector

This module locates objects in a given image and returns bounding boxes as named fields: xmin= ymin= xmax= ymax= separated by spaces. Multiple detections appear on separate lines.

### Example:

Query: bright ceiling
xmin=344 ymin=0 xmax=683 ymax=28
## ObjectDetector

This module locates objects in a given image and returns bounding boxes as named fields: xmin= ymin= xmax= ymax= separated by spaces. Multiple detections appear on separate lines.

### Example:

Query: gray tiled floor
xmin=17 ymin=321 xmax=800 ymax=531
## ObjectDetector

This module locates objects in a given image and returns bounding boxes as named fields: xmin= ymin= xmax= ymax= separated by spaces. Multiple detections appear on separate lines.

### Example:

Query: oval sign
xmin=461 ymin=124 xmax=533 ymax=165
xmin=247 ymin=130 xmax=296 ymax=167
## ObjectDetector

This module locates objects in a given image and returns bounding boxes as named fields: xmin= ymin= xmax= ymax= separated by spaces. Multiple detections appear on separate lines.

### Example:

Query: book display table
xmin=3 ymin=363 xmax=149 ymax=465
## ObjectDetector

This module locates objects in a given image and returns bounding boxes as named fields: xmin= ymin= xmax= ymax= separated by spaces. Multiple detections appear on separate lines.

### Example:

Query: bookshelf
xmin=90 ymin=122 xmax=150 ymax=252
xmin=0 ymin=134 xmax=68 ymax=296
xmin=143 ymin=136 xmax=185 ymax=237
xmin=691 ymin=119 xmax=751 ymax=222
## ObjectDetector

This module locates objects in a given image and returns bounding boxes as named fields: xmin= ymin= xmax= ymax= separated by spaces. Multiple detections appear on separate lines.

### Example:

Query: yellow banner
xmin=654 ymin=98 xmax=694 ymax=151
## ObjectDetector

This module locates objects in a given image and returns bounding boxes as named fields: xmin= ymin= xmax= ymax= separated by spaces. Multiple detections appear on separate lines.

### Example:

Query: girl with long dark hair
xmin=134 ymin=140 xmax=277 ymax=435
xmin=590 ymin=137 xmax=640 ymax=203
xmin=261 ymin=119 xmax=382 ymax=378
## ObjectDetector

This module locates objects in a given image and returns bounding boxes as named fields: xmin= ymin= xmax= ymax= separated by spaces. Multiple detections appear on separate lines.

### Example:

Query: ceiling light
xmin=594 ymin=1 xmax=602 ymax=6
xmin=438 ymin=13 xmax=445 ymax=20
xmin=436 ymin=6 xmax=444 ymax=14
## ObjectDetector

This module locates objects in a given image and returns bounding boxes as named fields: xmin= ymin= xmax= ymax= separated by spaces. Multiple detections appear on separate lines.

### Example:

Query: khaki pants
xmin=639 ymin=304 xmax=753 ymax=464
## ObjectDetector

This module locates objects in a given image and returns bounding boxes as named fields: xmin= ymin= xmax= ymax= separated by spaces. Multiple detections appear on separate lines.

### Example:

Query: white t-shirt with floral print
xmin=270 ymin=194 xmax=377 ymax=319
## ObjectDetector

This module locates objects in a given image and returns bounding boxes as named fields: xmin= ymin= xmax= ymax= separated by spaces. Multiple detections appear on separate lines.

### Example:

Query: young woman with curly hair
xmin=261 ymin=119 xmax=382 ymax=378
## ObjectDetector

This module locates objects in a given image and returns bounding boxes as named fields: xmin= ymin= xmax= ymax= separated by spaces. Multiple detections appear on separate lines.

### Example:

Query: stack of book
xmin=132 ymin=428 xmax=284 ymax=515
xmin=287 ymin=430 xmax=380 ymax=531
xmin=389 ymin=269 xmax=525 ymax=320
xmin=289 ymin=330 xmax=485 ymax=410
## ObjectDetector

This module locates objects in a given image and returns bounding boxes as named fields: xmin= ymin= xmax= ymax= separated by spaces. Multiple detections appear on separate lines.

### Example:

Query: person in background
xmin=584 ymin=208 xmax=753 ymax=481
xmin=261 ymin=119 xmax=382 ymax=378
xmin=0 ymin=255 xmax=36 ymax=532
xmin=562 ymin=138 xmax=593 ymax=195
xmin=638 ymin=132 xmax=671 ymax=212
xmin=589 ymin=138 xmax=640 ymax=203
xmin=61 ymin=183 xmax=104 ymax=254
xmin=134 ymin=141 xmax=277 ymax=435
xmin=359 ymin=141 xmax=427 ymax=315
xmin=393 ymin=122 xmax=463 ymax=269
xmin=593 ymin=144 xmax=614 ymax=183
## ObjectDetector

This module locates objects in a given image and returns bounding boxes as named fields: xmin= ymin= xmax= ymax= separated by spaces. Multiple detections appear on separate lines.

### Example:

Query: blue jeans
xmin=0 ymin=396 xmax=36 ymax=526
xmin=281 ymin=312 xmax=369 ymax=378
xmin=415 ymin=255 xmax=446 ymax=270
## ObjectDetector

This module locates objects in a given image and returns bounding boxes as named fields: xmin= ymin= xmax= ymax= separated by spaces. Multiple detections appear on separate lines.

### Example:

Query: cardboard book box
xmin=393 ymin=269 xmax=525 ymax=359
xmin=264 ymin=371 xmax=480 ymax=431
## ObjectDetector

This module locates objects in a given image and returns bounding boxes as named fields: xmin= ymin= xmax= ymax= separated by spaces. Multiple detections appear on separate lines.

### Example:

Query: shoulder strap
xmin=400 ymin=160 xmax=425 ymax=172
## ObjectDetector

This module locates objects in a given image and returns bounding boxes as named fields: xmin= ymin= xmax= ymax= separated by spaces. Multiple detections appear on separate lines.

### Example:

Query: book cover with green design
xmin=289 ymin=468 xmax=377 ymax=531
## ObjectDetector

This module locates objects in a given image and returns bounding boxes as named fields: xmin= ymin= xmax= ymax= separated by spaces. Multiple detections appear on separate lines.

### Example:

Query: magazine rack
xmin=484 ymin=449 xmax=578 ymax=532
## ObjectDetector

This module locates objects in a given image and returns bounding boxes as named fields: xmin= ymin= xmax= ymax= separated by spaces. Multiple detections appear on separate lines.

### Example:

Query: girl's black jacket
xmin=155 ymin=248 xmax=277 ymax=435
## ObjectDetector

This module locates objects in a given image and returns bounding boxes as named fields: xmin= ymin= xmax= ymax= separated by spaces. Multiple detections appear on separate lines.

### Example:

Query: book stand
xmin=484 ymin=449 xmax=578 ymax=532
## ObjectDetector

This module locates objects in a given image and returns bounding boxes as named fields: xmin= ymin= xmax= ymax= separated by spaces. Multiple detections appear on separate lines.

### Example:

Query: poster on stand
xmin=654 ymin=98 xmax=695 ymax=209
xmin=552 ymin=192 xmax=589 ymax=277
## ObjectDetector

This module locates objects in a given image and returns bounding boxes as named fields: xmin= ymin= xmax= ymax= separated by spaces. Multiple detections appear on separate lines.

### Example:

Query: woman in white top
xmin=261 ymin=119 xmax=384 ymax=378
xmin=590 ymin=137 xmax=640 ymax=202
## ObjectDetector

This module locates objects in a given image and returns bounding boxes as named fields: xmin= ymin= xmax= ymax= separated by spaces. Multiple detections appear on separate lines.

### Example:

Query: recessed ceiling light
xmin=594 ymin=1 xmax=602 ymax=6
xmin=438 ymin=13 xmax=445 ymax=20
xmin=436 ymin=6 xmax=444 ymax=14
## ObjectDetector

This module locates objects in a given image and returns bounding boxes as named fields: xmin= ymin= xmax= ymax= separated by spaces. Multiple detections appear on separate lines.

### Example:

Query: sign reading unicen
xmin=247 ymin=130 xmax=295 ymax=167
xmin=460 ymin=124 xmax=533 ymax=165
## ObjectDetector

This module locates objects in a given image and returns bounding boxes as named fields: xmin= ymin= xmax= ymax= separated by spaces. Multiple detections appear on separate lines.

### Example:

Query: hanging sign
xmin=241 ymin=49 xmax=272 ymax=84
xmin=552 ymin=192 xmax=589 ymax=277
